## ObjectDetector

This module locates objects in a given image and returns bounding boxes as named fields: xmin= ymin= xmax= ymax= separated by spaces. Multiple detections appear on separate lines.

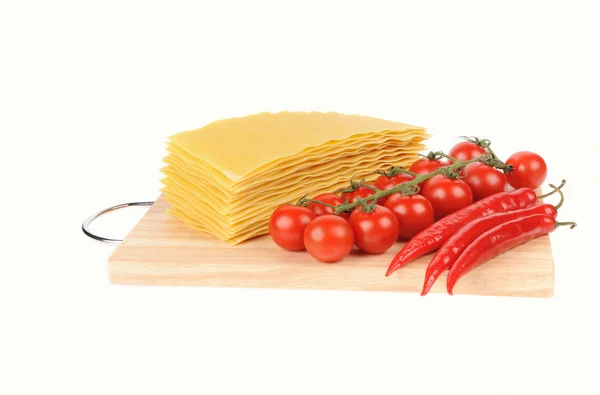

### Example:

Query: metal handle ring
xmin=82 ymin=201 xmax=154 ymax=245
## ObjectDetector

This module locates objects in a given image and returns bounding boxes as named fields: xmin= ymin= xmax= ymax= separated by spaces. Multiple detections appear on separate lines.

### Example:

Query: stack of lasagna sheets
xmin=161 ymin=111 xmax=428 ymax=244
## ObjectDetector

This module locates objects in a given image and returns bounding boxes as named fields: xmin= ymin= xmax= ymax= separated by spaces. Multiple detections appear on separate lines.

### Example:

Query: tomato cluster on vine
xmin=269 ymin=137 xmax=547 ymax=263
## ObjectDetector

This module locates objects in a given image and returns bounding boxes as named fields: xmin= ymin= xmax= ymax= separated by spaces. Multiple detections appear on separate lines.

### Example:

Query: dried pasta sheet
xmin=161 ymin=111 xmax=429 ymax=244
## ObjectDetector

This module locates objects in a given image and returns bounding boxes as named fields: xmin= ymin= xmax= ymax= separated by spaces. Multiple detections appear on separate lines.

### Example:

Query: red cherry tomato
xmin=348 ymin=205 xmax=399 ymax=254
xmin=373 ymin=175 xmax=397 ymax=205
xmin=421 ymin=175 xmax=473 ymax=220
xmin=340 ymin=185 xmax=375 ymax=204
xmin=374 ymin=174 xmax=396 ymax=191
xmin=384 ymin=193 xmax=435 ymax=239
xmin=269 ymin=205 xmax=316 ymax=251
xmin=463 ymin=162 xmax=508 ymax=201
xmin=505 ymin=151 xmax=548 ymax=190
xmin=340 ymin=190 xmax=352 ymax=203
xmin=390 ymin=173 xmax=415 ymax=185
xmin=304 ymin=215 xmax=354 ymax=263
xmin=306 ymin=193 xmax=349 ymax=220
xmin=448 ymin=141 xmax=487 ymax=161
xmin=409 ymin=158 xmax=446 ymax=189
xmin=409 ymin=158 xmax=445 ymax=175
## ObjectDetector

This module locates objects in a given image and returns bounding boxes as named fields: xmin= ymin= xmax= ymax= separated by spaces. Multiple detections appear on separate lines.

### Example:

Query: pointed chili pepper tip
xmin=385 ymin=265 xmax=397 ymax=277
xmin=421 ymin=275 xmax=435 ymax=296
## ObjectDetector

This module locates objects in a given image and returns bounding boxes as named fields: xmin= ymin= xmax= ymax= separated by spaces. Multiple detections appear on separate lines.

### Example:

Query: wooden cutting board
xmin=108 ymin=196 xmax=554 ymax=297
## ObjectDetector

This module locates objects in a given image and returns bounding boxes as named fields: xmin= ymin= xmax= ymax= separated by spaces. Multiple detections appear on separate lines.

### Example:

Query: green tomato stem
xmin=331 ymin=153 xmax=495 ymax=214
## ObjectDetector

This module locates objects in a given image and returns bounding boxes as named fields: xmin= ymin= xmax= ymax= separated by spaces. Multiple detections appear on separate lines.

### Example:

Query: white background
xmin=2 ymin=1 xmax=599 ymax=394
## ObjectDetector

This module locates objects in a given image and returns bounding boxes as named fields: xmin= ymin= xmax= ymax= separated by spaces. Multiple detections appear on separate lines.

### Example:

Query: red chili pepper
xmin=385 ymin=188 xmax=538 ymax=276
xmin=421 ymin=203 xmax=557 ymax=296
xmin=446 ymin=215 xmax=576 ymax=294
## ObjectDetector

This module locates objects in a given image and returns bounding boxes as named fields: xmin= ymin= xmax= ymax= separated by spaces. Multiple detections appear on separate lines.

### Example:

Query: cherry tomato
xmin=463 ymin=162 xmax=508 ymax=201
xmin=304 ymin=215 xmax=354 ymax=263
xmin=373 ymin=175 xmax=397 ymax=205
xmin=390 ymin=173 xmax=415 ymax=185
xmin=269 ymin=205 xmax=316 ymax=251
xmin=409 ymin=158 xmax=446 ymax=189
xmin=348 ymin=205 xmax=399 ymax=254
xmin=421 ymin=175 xmax=473 ymax=220
xmin=340 ymin=185 xmax=375 ymax=204
xmin=306 ymin=193 xmax=349 ymax=220
xmin=374 ymin=174 xmax=396 ymax=191
xmin=409 ymin=158 xmax=445 ymax=175
xmin=448 ymin=141 xmax=487 ymax=162
xmin=505 ymin=151 xmax=548 ymax=190
xmin=384 ymin=193 xmax=435 ymax=239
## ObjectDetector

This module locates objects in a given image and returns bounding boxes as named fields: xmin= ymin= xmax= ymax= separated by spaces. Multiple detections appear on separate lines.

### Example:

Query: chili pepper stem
xmin=537 ymin=179 xmax=566 ymax=199
xmin=555 ymin=221 xmax=577 ymax=229
xmin=548 ymin=183 xmax=565 ymax=210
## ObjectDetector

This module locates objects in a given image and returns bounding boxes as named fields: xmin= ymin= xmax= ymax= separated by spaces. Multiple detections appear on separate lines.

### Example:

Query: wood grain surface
xmin=108 ymin=196 xmax=555 ymax=297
